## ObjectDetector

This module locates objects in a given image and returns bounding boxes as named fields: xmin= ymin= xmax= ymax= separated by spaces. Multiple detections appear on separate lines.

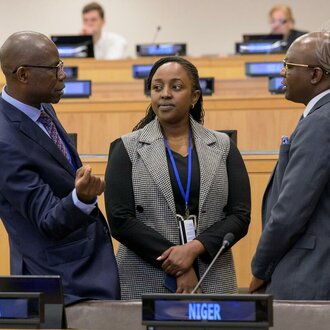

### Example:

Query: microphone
xmin=151 ymin=25 xmax=162 ymax=44
xmin=191 ymin=233 xmax=235 ymax=294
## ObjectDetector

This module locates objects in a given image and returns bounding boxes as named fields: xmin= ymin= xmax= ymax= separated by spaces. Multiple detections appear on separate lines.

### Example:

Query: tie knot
xmin=38 ymin=111 xmax=52 ymax=126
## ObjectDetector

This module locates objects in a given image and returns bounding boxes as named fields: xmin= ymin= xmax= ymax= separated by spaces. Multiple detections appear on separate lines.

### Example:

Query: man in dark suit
xmin=0 ymin=31 xmax=120 ymax=305
xmin=250 ymin=32 xmax=330 ymax=299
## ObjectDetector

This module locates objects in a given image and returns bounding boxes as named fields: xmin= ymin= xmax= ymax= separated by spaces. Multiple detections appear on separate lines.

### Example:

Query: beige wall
xmin=0 ymin=0 xmax=329 ymax=58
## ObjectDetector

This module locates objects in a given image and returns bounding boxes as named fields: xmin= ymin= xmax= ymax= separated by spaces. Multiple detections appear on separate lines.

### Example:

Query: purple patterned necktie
xmin=38 ymin=110 xmax=70 ymax=161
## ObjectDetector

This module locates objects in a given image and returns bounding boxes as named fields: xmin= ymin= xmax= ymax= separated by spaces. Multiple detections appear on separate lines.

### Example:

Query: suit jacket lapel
xmin=1 ymin=99 xmax=75 ymax=176
xmin=191 ymin=120 xmax=220 ymax=212
xmin=137 ymin=120 xmax=176 ymax=215
xmin=306 ymin=92 xmax=330 ymax=117
xmin=20 ymin=117 xmax=76 ymax=176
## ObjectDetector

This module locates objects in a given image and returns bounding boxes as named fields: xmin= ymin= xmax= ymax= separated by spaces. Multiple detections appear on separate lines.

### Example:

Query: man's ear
xmin=15 ymin=67 xmax=29 ymax=84
xmin=310 ymin=67 xmax=324 ymax=85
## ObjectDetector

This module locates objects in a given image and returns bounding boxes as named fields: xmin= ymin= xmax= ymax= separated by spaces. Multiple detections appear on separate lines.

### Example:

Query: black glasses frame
xmin=12 ymin=60 xmax=64 ymax=78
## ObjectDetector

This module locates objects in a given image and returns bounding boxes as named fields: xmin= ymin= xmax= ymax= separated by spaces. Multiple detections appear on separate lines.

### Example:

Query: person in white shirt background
xmin=81 ymin=2 xmax=128 ymax=60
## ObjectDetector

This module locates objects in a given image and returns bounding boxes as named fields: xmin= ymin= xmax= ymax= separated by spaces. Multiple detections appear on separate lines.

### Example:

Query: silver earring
xmin=191 ymin=104 xmax=195 ymax=109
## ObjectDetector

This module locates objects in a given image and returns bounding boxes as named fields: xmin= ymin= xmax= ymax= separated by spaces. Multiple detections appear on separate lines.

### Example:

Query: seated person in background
xmin=104 ymin=56 xmax=251 ymax=300
xmin=0 ymin=31 xmax=120 ymax=305
xmin=81 ymin=2 xmax=127 ymax=60
xmin=269 ymin=4 xmax=307 ymax=49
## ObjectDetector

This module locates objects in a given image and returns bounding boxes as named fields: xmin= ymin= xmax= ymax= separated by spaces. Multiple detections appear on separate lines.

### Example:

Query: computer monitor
xmin=136 ymin=43 xmax=186 ymax=57
xmin=132 ymin=64 xmax=153 ymax=79
xmin=0 ymin=275 xmax=66 ymax=329
xmin=63 ymin=66 xmax=78 ymax=79
xmin=62 ymin=80 xmax=92 ymax=98
xmin=51 ymin=35 xmax=94 ymax=58
xmin=199 ymin=77 xmax=214 ymax=96
xmin=268 ymin=76 xmax=285 ymax=94
xmin=0 ymin=292 xmax=44 ymax=329
xmin=245 ymin=62 xmax=283 ymax=77
xmin=235 ymin=41 xmax=286 ymax=54
xmin=243 ymin=34 xmax=283 ymax=42
xmin=142 ymin=294 xmax=273 ymax=330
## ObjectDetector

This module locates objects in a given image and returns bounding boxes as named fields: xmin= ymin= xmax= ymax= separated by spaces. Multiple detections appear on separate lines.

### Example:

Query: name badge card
xmin=177 ymin=215 xmax=196 ymax=244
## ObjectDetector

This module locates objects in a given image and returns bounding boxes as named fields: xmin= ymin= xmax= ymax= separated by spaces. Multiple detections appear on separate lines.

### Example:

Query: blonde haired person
xmin=269 ymin=4 xmax=307 ymax=49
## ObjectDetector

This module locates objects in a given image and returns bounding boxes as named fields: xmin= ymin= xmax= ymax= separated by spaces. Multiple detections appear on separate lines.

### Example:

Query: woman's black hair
xmin=133 ymin=56 xmax=204 ymax=131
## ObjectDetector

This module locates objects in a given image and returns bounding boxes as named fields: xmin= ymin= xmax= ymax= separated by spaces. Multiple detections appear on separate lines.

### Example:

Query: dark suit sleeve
xmin=252 ymin=113 xmax=330 ymax=281
xmin=196 ymin=139 xmax=251 ymax=262
xmin=0 ymin=141 xmax=92 ymax=240
xmin=104 ymin=138 xmax=174 ymax=268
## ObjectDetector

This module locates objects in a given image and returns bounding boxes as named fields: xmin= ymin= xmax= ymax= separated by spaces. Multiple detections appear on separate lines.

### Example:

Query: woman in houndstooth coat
xmin=104 ymin=56 xmax=251 ymax=300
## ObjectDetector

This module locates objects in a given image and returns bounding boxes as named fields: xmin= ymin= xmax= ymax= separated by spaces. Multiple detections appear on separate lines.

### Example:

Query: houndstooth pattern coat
xmin=117 ymin=117 xmax=237 ymax=299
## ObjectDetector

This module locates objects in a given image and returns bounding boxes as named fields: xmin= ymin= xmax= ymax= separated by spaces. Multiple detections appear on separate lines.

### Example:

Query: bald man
xmin=0 ymin=31 xmax=120 ymax=304
xmin=250 ymin=32 xmax=330 ymax=299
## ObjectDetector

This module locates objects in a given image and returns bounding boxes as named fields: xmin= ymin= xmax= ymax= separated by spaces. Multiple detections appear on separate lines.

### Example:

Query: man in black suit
xmin=0 ymin=31 xmax=120 ymax=305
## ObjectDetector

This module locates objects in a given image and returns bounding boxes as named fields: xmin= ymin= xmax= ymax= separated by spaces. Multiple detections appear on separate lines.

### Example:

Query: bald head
xmin=291 ymin=32 xmax=330 ymax=73
xmin=0 ymin=31 xmax=65 ymax=107
xmin=0 ymin=31 xmax=58 ymax=77
xmin=282 ymin=32 xmax=330 ymax=105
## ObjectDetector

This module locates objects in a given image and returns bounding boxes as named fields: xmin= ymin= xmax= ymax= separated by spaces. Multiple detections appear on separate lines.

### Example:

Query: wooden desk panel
xmin=56 ymin=93 xmax=302 ymax=155
xmin=0 ymin=54 xmax=284 ymax=84
xmin=62 ymin=54 xmax=284 ymax=82
xmin=0 ymin=154 xmax=277 ymax=289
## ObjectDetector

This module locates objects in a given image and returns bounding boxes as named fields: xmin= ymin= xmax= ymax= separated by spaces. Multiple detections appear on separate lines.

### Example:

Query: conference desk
xmin=55 ymin=91 xmax=302 ymax=155
xmin=2 ymin=299 xmax=330 ymax=330
xmin=65 ymin=299 xmax=330 ymax=330
xmin=0 ymin=77 xmax=303 ymax=155
xmin=0 ymin=53 xmax=284 ymax=84
xmin=0 ymin=54 xmax=298 ymax=155
xmin=0 ymin=153 xmax=277 ymax=289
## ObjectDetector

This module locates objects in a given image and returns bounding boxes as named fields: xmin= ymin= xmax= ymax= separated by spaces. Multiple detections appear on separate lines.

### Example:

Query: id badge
xmin=177 ymin=214 xmax=197 ymax=244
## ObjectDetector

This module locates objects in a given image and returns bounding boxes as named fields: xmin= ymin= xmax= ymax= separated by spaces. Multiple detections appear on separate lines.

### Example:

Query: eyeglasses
xmin=12 ymin=60 xmax=64 ymax=78
xmin=270 ymin=19 xmax=288 ymax=25
xmin=283 ymin=60 xmax=329 ymax=75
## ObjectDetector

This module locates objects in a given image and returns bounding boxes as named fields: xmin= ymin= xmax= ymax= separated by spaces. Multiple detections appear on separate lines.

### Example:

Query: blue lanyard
xmin=164 ymin=129 xmax=193 ymax=215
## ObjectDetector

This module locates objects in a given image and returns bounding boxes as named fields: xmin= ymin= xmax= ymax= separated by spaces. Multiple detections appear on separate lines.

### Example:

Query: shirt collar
xmin=1 ymin=86 xmax=42 ymax=122
xmin=303 ymin=89 xmax=330 ymax=118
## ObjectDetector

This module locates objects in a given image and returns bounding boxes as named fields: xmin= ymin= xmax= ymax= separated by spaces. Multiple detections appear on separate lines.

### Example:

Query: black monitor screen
xmin=268 ymin=76 xmax=284 ymax=94
xmin=236 ymin=41 xmax=286 ymax=54
xmin=62 ymin=80 xmax=91 ymax=98
xmin=136 ymin=43 xmax=186 ymax=56
xmin=0 ymin=292 xmax=44 ymax=329
xmin=245 ymin=62 xmax=283 ymax=76
xmin=63 ymin=66 xmax=78 ymax=79
xmin=51 ymin=35 xmax=94 ymax=58
xmin=199 ymin=77 xmax=214 ymax=96
xmin=243 ymin=34 xmax=283 ymax=42
xmin=132 ymin=64 xmax=153 ymax=79
xmin=142 ymin=294 xmax=273 ymax=328
xmin=0 ymin=276 xmax=65 ymax=329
